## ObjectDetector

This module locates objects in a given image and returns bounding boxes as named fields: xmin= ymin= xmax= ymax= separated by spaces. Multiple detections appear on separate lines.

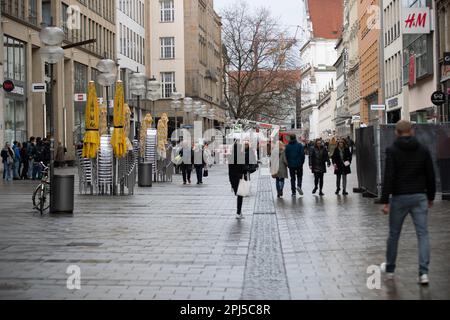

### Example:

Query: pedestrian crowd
xmin=1 ymin=136 xmax=66 ymax=182
xmin=270 ymin=134 xmax=354 ymax=198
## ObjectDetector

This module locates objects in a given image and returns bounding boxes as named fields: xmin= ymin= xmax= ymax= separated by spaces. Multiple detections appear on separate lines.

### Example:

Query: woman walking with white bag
xmin=228 ymin=140 xmax=253 ymax=219
xmin=331 ymin=139 xmax=352 ymax=195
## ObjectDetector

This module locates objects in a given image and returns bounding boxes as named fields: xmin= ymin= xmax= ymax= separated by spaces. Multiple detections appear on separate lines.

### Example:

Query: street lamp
xmin=96 ymin=58 xmax=116 ymax=134
xmin=129 ymin=69 xmax=147 ymax=140
xmin=170 ymin=100 xmax=181 ymax=141
xmin=146 ymin=76 xmax=161 ymax=128
xmin=39 ymin=25 xmax=65 ymax=214
xmin=183 ymin=97 xmax=193 ymax=126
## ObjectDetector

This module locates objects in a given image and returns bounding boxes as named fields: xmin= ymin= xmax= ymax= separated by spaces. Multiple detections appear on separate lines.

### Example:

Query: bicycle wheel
xmin=33 ymin=185 xmax=50 ymax=214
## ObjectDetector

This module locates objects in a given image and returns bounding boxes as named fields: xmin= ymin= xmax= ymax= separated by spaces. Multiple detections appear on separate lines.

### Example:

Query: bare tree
xmin=220 ymin=1 xmax=300 ymax=122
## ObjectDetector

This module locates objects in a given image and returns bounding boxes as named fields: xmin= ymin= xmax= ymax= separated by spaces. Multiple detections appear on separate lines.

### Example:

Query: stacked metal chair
xmin=97 ymin=134 xmax=114 ymax=195
xmin=144 ymin=128 xmax=158 ymax=181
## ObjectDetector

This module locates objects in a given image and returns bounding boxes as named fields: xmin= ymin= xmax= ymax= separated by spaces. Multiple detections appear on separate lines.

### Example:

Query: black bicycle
xmin=32 ymin=162 xmax=50 ymax=215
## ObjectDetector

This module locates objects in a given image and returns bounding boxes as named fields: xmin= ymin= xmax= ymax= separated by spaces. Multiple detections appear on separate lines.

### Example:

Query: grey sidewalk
xmin=0 ymin=163 xmax=449 ymax=300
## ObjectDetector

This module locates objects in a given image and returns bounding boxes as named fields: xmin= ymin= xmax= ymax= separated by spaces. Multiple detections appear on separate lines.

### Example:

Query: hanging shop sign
xmin=431 ymin=91 xmax=446 ymax=106
xmin=444 ymin=52 xmax=450 ymax=66
xmin=402 ymin=7 xmax=431 ymax=34
xmin=409 ymin=55 xmax=416 ymax=86
xmin=74 ymin=93 xmax=87 ymax=102
xmin=2 ymin=80 xmax=15 ymax=92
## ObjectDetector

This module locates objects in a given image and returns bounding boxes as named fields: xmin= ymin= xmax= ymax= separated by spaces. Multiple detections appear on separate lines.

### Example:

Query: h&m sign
xmin=402 ymin=7 xmax=432 ymax=34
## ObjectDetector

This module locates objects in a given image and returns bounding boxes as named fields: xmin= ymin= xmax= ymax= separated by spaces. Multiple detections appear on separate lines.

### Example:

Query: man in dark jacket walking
xmin=380 ymin=120 xmax=436 ymax=285
xmin=285 ymin=134 xmax=305 ymax=197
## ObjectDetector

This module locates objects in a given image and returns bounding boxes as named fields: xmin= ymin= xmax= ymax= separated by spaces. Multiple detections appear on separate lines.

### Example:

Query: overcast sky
xmin=214 ymin=0 xmax=306 ymax=38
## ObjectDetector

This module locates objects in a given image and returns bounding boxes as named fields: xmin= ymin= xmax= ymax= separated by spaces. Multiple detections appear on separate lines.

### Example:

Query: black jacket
xmin=381 ymin=136 xmax=436 ymax=204
xmin=332 ymin=147 xmax=352 ymax=175
xmin=228 ymin=143 xmax=253 ymax=194
xmin=309 ymin=146 xmax=331 ymax=173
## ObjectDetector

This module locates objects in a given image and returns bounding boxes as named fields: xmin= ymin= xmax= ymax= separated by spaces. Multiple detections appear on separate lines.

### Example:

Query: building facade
xmin=317 ymin=80 xmax=337 ymax=139
xmin=358 ymin=0 xmax=383 ymax=126
xmin=300 ymin=0 xmax=343 ymax=140
xmin=1 ymin=0 xmax=116 ymax=161
xmin=146 ymin=0 xmax=224 ymax=136
xmin=436 ymin=0 xmax=450 ymax=123
xmin=383 ymin=0 xmax=405 ymax=124
xmin=117 ymin=0 xmax=146 ymax=135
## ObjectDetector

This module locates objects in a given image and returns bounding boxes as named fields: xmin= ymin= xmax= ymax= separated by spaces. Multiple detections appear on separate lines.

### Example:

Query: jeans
xmin=195 ymin=165 xmax=203 ymax=183
xmin=314 ymin=172 xmax=324 ymax=190
xmin=276 ymin=178 xmax=285 ymax=195
xmin=32 ymin=162 xmax=42 ymax=180
xmin=336 ymin=174 xmax=347 ymax=191
xmin=3 ymin=161 xmax=12 ymax=181
xmin=289 ymin=167 xmax=303 ymax=194
xmin=13 ymin=158 xmax=20 ymax=178
xmin=28 ymin=159 xmax=34 ymax=178
xmin=386 ymin=193 xmax=430 ymax=275
xmin=237 ymin=195 xmax=243 ymax=214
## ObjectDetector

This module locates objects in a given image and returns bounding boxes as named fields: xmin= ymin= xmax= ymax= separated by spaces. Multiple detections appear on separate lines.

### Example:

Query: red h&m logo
xmin=404 ymin=12 xmax=427 ymax=29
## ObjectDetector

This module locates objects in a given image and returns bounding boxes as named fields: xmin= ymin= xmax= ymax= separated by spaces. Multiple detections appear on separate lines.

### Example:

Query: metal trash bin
xmin=51 ymin=174 xmax=75 ymax=214
xmin=138 ymin=162 xmax=153 ymax=187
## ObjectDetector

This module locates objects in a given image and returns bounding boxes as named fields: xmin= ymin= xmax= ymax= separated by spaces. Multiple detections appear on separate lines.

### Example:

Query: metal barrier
xmin=356 ymin=123 xmax=450 ymax=199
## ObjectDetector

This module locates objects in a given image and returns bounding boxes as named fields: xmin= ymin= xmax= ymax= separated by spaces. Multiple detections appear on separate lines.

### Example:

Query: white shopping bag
xmin=237 ymin=178 xmax=250 ymax=197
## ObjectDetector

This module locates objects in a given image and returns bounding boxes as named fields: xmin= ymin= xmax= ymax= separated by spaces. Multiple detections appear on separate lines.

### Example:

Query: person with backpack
xmin=33 ymin=137 xmax=43 ymax=180
xmin=179 ymin=142 xmax=194 ymax=185
xmin=285 ymin=134 xmax=305 ymax=197
xmin=1 ymin=142 xmax=14 ymax=181
xmin=309 ymin=138 xmax=331 ymax=196
xmin=193 ymin=143 xmax=206 ymax=185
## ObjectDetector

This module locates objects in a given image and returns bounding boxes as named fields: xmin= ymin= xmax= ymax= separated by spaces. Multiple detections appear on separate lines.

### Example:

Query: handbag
xmin=203 ymin=169 xmax=209 ymax=177
xmin=172 ymin=154 xmax=183 ymax=165
xmin=237 ymin=176 xmax=250 ymax=197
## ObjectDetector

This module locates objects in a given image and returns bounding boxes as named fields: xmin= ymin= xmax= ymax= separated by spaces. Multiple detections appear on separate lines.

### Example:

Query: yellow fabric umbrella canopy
xmin=111 ymin=81 xmax=127 ymax=158
xmin=82 ymin=81 xmax=100 ymax=158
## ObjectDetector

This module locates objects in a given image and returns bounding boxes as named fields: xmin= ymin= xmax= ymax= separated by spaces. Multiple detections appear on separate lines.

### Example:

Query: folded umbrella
xmin=111 ymin=81 xmax=126 ymax=158
xmin=82 ymin=81 xmax=100 ymax=158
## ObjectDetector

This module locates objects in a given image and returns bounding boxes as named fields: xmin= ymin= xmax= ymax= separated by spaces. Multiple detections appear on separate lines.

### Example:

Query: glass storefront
xmin=3 ymin=35 xmax=27 ymax=143
xmin=74 ymin=62 xmax=88 ymax=144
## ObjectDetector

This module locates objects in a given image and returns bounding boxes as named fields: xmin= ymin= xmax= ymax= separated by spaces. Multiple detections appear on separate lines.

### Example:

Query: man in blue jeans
xmin=285 ymin=134 xmax=305 ymax=197
xmin=380 ymin=120 xmax=436 ymax=285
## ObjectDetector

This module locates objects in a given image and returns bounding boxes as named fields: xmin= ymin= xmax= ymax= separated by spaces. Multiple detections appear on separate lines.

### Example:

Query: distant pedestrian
xmin=2 ymin=142 xmax=14 ymax=181
xmin=380 ymin=120 xmax=436 ymax=285
xmin=33 ymin=137 xmax=43 ymax=180
xmin=346 ymin=135 xmax=355 ymax=154
xmin=193 ymin=143 xmax=206 ymax=184
xmin=228 ymin=140 xmax=255 ymax=219
xmin=309 ymin=138 xmax=331 ymax=196
xmin=12 ymin=141 xmax=21 ymax=180
xmin=285 ymin=134 xmax=305 ymax=197
xmin=27 ymin=137 xmax=36 ymax=179
xmin=179 ymin=142 xmax=194 ymax=185
xmin=270 ymin=138 xmax=288 ymax=198
xmin=332 ymin=139 xmax=352 ymax=195
xmin=20 ymin=142 xmax=29 ymax=179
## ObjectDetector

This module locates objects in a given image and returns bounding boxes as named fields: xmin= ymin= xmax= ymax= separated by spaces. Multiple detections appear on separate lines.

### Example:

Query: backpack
xmin=34 ymin=144 xmax=44 ymax=162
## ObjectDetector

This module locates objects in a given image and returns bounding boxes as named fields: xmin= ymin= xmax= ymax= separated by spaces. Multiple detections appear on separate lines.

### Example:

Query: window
xmin=160 ymin=37 xmax=175 ymax=59
xmin=161 ymin=0 xmax=174 ymax=22
xmin=161 ymin=72 xmax=175 ymax=98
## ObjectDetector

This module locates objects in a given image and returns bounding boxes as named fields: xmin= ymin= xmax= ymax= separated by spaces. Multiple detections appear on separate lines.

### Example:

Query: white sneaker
xmin=235 ymin=213 xmax=244 ymax=220
xmin=380 ymin=262 xmax=395 ymax=279
xmin=418 ymin=274 xmax=429 ymax=285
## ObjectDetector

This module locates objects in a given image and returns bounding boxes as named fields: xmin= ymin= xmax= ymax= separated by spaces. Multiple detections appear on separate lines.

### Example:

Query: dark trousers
xmin=336 ymin=173 xmax=347 ymax=191
xmin=181 ymin=164 xmax=192 ymax=183
xmin=289 ymin=167 xmax=303 ymax=194
xmin=314 ymin=172 xmax=324 ymax=190
xmin=21 ymin=161 xmax=29 ymax=179
xmin=237 ymin=195 xmax=243 ymax=214
xmin=195 ymin=165 xmax=203 ymax=183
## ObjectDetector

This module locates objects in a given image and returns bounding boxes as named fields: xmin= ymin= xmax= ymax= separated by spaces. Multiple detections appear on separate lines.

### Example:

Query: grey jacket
xmin=271 ymin=147 xmax=288 ymax=179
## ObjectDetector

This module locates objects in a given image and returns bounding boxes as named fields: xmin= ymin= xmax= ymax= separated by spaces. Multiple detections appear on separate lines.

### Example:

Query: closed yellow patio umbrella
xmin=82 ymin=81 xmax=100 ymax=158
xmin=110 ymin=81 xmax=126 ymax=158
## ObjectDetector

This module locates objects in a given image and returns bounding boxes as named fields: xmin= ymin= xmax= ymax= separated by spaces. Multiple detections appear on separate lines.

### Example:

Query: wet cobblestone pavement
xmin=0 ymin=162 xmax=449 ymax=300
